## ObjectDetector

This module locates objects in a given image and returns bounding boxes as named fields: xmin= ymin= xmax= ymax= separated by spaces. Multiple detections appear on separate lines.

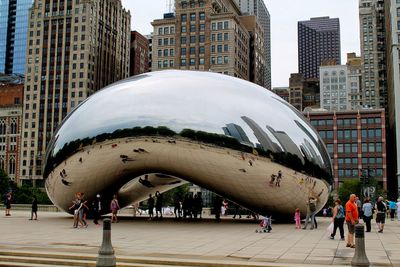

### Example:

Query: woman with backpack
xmin=362 ymin=198 xmax=373 ymax=232
xmin=330 ymin=199 xmax=345 ymax=240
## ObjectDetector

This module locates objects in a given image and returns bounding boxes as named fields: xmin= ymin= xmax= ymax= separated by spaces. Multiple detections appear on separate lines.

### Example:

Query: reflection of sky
xmin=51 ymin=70 xmax=330 ymax=169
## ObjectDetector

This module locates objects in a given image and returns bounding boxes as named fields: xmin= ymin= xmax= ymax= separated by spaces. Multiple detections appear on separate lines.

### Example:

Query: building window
xmin=190 ymin=13 xmax=196 ymax=21
xmin=199 ymin=12 xmax=205 ymax=20
xmin=181 ymin=14 xmax=187 ymax=22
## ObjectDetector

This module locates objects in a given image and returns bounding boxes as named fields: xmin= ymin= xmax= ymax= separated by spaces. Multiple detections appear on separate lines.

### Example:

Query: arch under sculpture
xmin=43 ymin=70 xmax=332 ymax=219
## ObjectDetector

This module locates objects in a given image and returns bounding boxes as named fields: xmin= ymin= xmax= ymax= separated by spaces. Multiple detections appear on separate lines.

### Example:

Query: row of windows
xmin=157 ymin=26 xmax=175 ymax=35
xmin=181 ymin=12 xmax=205 ymax=22
xmin=157 ymin=38 xmax=175 ymax=46
xmin=338 ymin=168 xmax=383 ymax=178
xmin=337 ymin=157 xmax=383 ymax=165
xmin=211 ymin=33 xmax=229 ymax=42
xmin=180 ymin=58 xmax=205 ymax=66
xmin=181 ymin=1 xmax=205 ymax=8
xmin=310 ymin=117 xmax=381 ymax=127
xmin=0 ymin=119 xmax=19 ymax=135
xmin=211 ymin=21 xmax=229 ymax=31
xmin=180 ymin=35 xmax=205 ymax=44
xmin=181 ymin=24 xmax=205 ymax=33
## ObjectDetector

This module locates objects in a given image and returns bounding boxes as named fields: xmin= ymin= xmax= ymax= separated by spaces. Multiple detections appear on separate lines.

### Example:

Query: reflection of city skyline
xmin=241 ymin=116 xmax=282 ymax=152
xmin=266 ymin=125 xmax=304 ymax=163
xmin=222 ymin=123 xmax=253 ymax=147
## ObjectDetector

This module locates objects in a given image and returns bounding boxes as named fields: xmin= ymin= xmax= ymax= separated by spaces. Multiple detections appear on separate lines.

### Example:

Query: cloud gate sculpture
xmin=44 ymin=70 xmax=332 ymax=218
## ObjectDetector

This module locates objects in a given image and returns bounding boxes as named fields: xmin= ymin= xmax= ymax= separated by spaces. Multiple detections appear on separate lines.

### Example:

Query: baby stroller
xmin=255 ymin=215 xmax=272 ymax=233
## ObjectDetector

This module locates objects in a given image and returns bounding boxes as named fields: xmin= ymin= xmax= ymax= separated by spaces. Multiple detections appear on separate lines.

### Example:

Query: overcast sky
xmin=121 ymin=0 xmax=360 ymax=87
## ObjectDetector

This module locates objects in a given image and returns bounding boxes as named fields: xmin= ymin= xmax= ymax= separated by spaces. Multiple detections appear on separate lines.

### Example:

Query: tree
xmin=337 ymin=180 xmax=362 ymax=203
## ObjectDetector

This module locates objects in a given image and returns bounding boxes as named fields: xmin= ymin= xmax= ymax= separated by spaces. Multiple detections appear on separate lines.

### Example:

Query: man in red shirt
xmin=345 ymin=194 xmax=359 ymax=248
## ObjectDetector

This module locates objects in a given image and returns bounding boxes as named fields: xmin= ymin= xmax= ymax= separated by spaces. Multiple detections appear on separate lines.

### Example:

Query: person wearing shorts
xmin=345 ymin=194 xmax=358 ymax=248
xmin=375 ymin=196 xmax=386 ymax=233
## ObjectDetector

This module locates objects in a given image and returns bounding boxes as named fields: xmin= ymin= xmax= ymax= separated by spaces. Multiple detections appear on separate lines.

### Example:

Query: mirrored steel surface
xmin=44 ymin=70 xmax=332 ymax=218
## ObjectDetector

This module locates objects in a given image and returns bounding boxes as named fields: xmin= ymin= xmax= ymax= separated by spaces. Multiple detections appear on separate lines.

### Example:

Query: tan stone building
xmin=20 ymin=0 xmax=130 ymax=182
xmin=151 ymin=0 xmax=265 ymax=86
xmin=0 ymin=83 xmax=23 ymax=183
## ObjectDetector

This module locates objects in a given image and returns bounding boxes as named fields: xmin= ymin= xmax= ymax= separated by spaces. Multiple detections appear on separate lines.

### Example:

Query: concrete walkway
xmin=1 ymin=211 xmax=400 ymax=266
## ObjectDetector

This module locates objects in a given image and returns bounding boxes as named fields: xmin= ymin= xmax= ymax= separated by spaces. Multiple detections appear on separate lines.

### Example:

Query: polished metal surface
xmin=44 ymin=70 xmax=332 ymax=218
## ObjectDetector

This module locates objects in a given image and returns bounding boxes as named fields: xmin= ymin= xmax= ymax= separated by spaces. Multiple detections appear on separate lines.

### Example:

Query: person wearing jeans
xmin=362 ymin=198 xmax=373 ymax=232
xmin=330 ymin=199 xmax=345 ymax=240
xmin=303 ymin=197 xmax=317 ymax=230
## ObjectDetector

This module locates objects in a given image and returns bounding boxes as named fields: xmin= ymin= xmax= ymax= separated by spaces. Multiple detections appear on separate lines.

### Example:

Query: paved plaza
xmin=0 ymin=211 xmax=400 ymax=266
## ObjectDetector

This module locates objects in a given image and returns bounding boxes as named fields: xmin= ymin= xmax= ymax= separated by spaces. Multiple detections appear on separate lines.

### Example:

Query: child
xmin=294 ymin=208 xmax=301 ymax=229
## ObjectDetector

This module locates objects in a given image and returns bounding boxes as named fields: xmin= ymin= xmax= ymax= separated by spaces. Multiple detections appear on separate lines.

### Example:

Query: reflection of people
xmin=294 ymin=208 xmax=301 ymax=229
xmin=139 ymin=175 xmax=154 ymax=188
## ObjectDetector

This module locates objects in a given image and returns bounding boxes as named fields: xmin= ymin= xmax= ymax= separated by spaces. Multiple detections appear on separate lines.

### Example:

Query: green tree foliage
xmin=0 ymin=169 xmax=51 ymax=204
xmin=337 ymin=180 xmax=362 ymax=203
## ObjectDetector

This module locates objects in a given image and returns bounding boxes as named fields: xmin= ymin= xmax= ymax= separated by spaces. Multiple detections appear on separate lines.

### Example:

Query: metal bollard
xmin=96 ymin=219 xmax=116 ymax=267
xmin=351 ymin=224 xmax=369 ymax=267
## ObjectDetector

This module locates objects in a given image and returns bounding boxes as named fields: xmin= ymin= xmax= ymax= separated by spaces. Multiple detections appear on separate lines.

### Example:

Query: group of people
xmin=68 ymin=193 xmax=121 ymax=228
xmin=172 ymin=193 xmax=203 ymax=219
xmin=147 ymin=191 xmax=163 ymax=220
xmin=328 ymin=195 xmax=400 ymax=248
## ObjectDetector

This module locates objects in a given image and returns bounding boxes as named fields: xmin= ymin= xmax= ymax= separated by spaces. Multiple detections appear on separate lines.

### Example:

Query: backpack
xmin=309 ymin=201 xmax=316 ymax=212
xmin=336 ymin=205 xmax=344 ymax=219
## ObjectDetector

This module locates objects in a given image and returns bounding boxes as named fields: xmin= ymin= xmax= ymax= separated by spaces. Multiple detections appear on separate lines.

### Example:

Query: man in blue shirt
xmin=388 ymin=200 xmax=397 ymax=221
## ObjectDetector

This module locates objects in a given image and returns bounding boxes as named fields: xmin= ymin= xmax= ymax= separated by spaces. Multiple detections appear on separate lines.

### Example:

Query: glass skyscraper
xmin=0 ymin=0 xmax=33 ymax=75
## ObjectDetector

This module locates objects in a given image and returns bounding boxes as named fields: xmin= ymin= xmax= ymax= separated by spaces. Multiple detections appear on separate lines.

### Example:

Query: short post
xmin=351 ymin=224 xmax=369 ymax=267
xmin=96 ymin=219 xmax=116 ymax=267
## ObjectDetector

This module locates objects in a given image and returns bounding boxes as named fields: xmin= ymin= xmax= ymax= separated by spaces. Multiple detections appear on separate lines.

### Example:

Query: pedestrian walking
xmin=110 ymin=195 xmax=120 ymax=223
xmin=303 ymin=197 xmax=317 ymax=230
xmin=155 ymin=191 xmax=163 ymax=219
xmin=345 ymin=194 xmax=358 ymax=248
xmin=375 ymin=196 xmax=387 ymax=233
xmin=396 ymin=198 xmax=400 ymax=221
xmin=388 ymin=199 xmax=397 ymax=221
xmin=30 ymin=195 xmax=38 ymax=220
xmin=362 ymin=198 xmax=373 ymax=232
xmin=92 ymin=194 xmax=102 ymax=225
xmin=330 ymin=199 xmax=345 ymax=240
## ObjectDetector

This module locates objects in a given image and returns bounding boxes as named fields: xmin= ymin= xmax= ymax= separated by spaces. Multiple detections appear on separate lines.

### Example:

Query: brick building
xmin=130 ymin=31 xmax=149 ymax=76
xmin=0 ymin=83 xmax=23 ymax=183
xmin=304 ymin=109 xmax=387 ymax=190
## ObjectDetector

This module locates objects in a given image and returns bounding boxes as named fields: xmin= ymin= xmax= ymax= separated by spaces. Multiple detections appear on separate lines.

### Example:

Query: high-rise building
xmin=359 ymin=0 xmax=387 ymax=109
xmin=130 ymin=31 xmax=149 ymax=76
xmin=298 ymin=17 xmax=341 ymax=80
xmin=0 ymin=0 xmax=34 ymax=74
xmin=384 ymin=0 xmax=400 ymax=197
xmin=319 ymin=64 xmax=349 ymax=111
xmin=346 ymin=53 xmax=363 ymax=110
xmin=235 ymin=0 xmax=271 ymax=89
xmin=0 ymin=82 xmax=23 ymax=183
xmin=272 ymin=87 xmax=289 ymax=102
xmin=145 ymin=34 xmax=153 ymax=72
xmin=305 ymin=109 xmax=387 ymax=190
xmin=151 ymin=0 xmax=265 ymax=86
xmin=288 ymin=73 xmax=320 ymax=112
xmin=20 ymin=0 xmax=130 ymax=183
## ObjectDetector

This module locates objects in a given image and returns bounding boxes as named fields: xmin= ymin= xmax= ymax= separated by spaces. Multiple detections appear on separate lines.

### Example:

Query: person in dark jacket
xmin=155 ymin=191 xmax=163 ymax=219
xmin=92 ymin=194 xmax=102 ymax=225
xmin=30 ymin=195 xmax=38 ymax=220
xmin=148 ymin=194 xmax=155 ymax=220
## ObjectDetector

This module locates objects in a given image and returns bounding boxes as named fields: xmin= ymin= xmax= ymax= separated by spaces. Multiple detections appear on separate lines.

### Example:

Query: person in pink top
xmin=294 ymin=208 xmax=301 ymax=229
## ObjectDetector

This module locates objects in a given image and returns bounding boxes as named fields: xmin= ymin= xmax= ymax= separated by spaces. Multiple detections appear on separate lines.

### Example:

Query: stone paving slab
xmin=0 ymin=211 xmax=400 ymax=266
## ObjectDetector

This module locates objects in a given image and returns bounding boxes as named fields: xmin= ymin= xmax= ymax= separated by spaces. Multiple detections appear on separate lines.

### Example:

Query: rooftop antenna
xmin=166 ymin=0 xmax=173 ymax=13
